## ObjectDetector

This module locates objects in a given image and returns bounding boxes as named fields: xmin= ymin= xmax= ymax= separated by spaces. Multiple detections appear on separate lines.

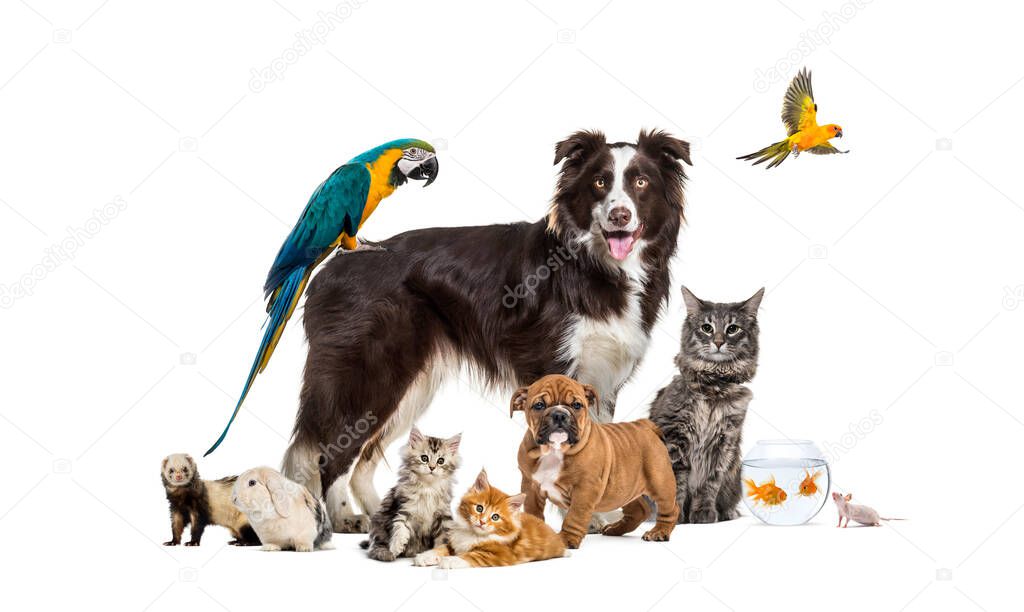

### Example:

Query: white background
xmin=1 ymin=1 xmax=1020 ymax=610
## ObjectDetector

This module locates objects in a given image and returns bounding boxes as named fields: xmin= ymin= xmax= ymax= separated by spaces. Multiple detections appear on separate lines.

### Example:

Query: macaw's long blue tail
xmin=204 ymin=266 xmax=310 ymax=456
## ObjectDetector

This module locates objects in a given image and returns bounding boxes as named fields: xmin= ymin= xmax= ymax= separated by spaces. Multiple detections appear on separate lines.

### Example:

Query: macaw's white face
xmin=397 ymin=147 xmax=439 ymax=186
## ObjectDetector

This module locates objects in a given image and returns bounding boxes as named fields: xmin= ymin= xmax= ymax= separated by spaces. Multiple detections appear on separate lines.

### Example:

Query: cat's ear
xmin=472 ymin=468 xmax=489 ymax=492
xmin=510 ymin=386 xmax=529 ymax=417
xmin=446 ymin=433 xmax=462 ymax=454
xmin=505 ymin=493 xmax=526 ymax=513
xmin=582 ymin=384 xmax=598 ymax=410
xmin=681 ymin=286 xmax=703 ymax=314
xmin=741 ymin=287 xmax=765 ymax=316
xmin=408 ymin=427 xmax=424 ymax=445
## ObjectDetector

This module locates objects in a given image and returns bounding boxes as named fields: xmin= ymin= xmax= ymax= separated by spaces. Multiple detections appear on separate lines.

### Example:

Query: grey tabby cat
xmin=360 ymin=428 xmax=461 ymax=561
xmin=649 ymin=286 xmax=763 ymax=523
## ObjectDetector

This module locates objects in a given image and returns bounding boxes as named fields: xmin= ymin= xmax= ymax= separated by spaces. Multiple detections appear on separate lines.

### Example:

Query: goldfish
xmin=744 ymin=475 xmax=787 ymax=506
xmin=738 ymin=67 xmax=848 ymax=169
xmin=797 ymin=469 xmax=822 ymax=497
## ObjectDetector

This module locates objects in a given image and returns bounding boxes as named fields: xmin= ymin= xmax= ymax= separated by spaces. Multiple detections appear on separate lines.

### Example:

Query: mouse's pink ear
xmin=844 ymin=493 xmax=852 ymax=501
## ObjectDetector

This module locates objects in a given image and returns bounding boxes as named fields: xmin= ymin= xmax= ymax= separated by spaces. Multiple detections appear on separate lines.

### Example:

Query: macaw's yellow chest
xmin=360 ymin=149 xmax=404 ymax=228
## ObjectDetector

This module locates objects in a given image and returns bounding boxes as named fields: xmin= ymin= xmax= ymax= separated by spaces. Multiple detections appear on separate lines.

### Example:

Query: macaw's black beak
xmin=408 ymin=156 xmax=438 ymax=187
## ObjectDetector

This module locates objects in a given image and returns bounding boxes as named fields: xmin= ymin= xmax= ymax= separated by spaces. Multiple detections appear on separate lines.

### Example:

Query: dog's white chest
xmin=533 ymin=449 xmax=565 ymax=504
xmin=558 ymin=286 xmax=649 ymax=402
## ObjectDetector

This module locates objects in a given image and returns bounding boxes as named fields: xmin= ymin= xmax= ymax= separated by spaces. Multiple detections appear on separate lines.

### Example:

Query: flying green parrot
xmin=205 ymin=138 xmax=439 ymax=455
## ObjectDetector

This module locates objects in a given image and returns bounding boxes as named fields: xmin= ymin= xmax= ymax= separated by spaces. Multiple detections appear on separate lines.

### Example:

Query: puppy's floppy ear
xmin=510 ymin=386 xmax=530 ymax=417
xmin=262 ymin=469 xmax=292 ymax=518
xmin=554 ymin=129 xmax=606 ymax=165
xmin=742 ymin=287 xmax=765 ymax=316
xmin=638 ymin=128 xmax=692 ymax=166
xmin=582 ymin=384 xmax=598 ymax=410
xmin=505 ymin=493 xmax=526 ymax=513
xmin=472 ymin=468 xmax=489 ymax=492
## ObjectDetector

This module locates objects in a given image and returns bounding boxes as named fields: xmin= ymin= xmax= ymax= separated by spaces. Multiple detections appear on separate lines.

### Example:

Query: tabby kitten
xmin=360 ymin=428 xmax=461 ymax=562
xmin=649 ymin=286 xmax=763 ymax=524
xmin=413 ymin=469 xmax=565 ymax=569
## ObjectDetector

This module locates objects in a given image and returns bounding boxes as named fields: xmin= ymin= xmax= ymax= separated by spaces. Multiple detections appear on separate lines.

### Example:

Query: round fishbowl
xmin=741 ymin=439 xmax=830 ymax=526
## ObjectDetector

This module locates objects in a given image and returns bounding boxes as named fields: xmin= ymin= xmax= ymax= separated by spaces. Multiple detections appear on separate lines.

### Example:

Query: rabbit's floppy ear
xmin=262 ymin=469 xmax=292 ymax=518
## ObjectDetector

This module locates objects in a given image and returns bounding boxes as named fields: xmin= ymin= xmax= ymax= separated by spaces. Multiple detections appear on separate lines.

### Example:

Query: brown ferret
xmin=161 ymin=453 xmax=260 ymax=546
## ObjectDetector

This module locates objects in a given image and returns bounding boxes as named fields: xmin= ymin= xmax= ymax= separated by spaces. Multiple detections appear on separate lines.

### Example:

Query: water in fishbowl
xmin=741 ymin=457 xmax=830 ymax=526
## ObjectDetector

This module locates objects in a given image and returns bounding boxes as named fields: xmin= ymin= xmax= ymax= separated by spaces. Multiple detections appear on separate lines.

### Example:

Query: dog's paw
xmin=600 ymin=520 xmax=633 ymax=537
xmin=641 ymin=528 xmax=671 ymax=542
xmin=413 ymin=551 xmax=439 ymax=567
xmin=439 ymin=556 xmax=470 ymax=570
xmin=334 ymin=515 xmax=371 ymax=534
xmin=560 ymin=533 xmax=583 ymax=549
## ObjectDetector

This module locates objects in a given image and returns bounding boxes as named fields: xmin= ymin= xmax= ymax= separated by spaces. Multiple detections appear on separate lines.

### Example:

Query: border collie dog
xmin=283 ymin=129 xmax=691 ymax=530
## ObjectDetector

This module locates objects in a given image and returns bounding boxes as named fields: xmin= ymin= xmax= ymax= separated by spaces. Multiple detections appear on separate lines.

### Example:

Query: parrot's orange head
xmin=828 ymin=124 xmax=844 ymax=138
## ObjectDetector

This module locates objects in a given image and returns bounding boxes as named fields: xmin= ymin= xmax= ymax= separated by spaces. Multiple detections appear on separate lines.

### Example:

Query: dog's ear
xmin=582 ymin=384 xmax=599 ymax=410
xmin=637 ymin=129 xmax=692 ymax=166
xmin=554 ymin=130 xmax=606 ymax=166
xmin=510 ymin=386 xmax=530 ymax=417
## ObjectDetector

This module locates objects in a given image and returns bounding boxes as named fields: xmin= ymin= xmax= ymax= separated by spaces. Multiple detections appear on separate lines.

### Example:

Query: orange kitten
xmin=414 ymin=468 xmax=565 ymax=569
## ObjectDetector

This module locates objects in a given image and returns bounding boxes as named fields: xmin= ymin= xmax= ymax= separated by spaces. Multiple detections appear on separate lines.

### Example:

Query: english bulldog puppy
xmin=512 ymin=374 xmax=680 ymax=549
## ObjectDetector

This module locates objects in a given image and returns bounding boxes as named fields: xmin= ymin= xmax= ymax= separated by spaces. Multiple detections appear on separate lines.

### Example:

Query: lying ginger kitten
xmin=414 ymin=468 xmax=565 ymax=569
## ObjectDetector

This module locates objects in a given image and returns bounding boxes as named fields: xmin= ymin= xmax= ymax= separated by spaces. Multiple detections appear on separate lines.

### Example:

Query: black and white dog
xmin=283 ymin=129 xmax=691 ymax=530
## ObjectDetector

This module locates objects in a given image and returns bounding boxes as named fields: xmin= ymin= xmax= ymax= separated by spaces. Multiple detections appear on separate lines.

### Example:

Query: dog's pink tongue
xmin=607 ymin=234 xmax=634 ymax=261
xmin=548 ymin=432 xmax=568 ymax=446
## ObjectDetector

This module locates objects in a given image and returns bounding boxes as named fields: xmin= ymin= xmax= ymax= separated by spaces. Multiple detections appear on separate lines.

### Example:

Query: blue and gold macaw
xmin=205 ymin=138 xmax=439 ymax=455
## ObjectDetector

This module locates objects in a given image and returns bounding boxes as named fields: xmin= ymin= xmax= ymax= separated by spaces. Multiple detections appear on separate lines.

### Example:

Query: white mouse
xmin=831 ymin=491 xmax=902 ymax=527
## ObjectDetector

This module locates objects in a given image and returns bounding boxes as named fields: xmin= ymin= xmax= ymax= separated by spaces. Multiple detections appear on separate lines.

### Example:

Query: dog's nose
xmin=552 ymin=411 xmax=568 ymax=425
xmin=608 ymin=207 xmax=631 ymax=228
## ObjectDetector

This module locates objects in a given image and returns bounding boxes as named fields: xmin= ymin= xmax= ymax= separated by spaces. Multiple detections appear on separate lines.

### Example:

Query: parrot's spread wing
xmin=807 ymin=143 xmax=848 ymax=155
xmin=782 ymin=68 xmax=817 ymax=135
xmin=262 ymin=163 xmax=371 ymax=297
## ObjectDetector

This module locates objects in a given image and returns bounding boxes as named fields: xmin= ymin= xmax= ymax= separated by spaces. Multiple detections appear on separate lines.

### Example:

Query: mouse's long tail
xmin=880 ymin=517 xmax=907 ymax=521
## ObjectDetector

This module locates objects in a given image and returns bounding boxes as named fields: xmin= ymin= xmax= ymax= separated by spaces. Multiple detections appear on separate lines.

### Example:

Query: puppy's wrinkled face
xmin=161 ymin=454 xmax=195 ymax=486
xmin=511 ymin=375 xmax=598 ymax=450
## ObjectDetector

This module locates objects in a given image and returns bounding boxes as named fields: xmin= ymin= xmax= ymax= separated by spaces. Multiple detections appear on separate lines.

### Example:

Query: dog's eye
xmin=593 ymin=177 xmax=605 ymax=189
xmin=635 ymin=177 xmax=648 ymax=188
xmin=420 ymin=455 xmax=429 ymax=462
xmin=532 ymin=401 xmax=546 ymax=411
xmin=476 ymin=505 xmax=484 ymax=513
xmin=571 ymin=401 xmax=583 ymax=410
xmin=700 ymin=323 xmax=713 ymax=334
xmin=726 ymin=324 xmax=740 ymax=335
xmin=247 ymin=479 xmax=256 ymax=487
xmin=491 ymin=513 xmax=500 ymax=521
xmin=436 ymin=457 xmax=445 ymax=465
